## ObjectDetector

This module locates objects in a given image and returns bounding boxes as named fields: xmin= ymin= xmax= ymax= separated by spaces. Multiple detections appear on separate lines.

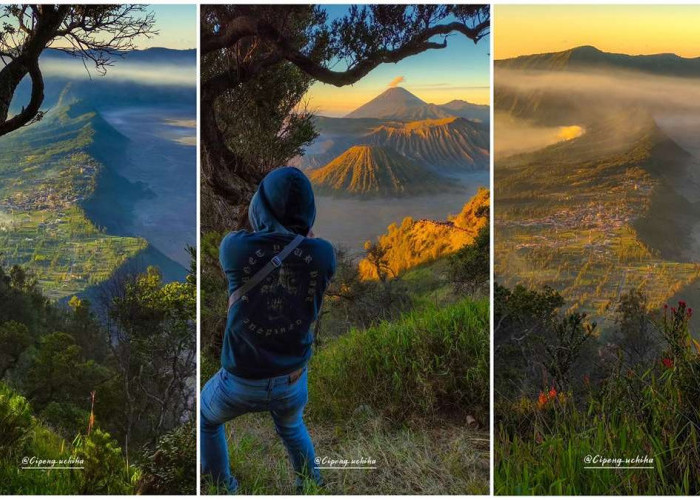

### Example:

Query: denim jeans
xmin=200 ymin=366 xmax=321 ymax=492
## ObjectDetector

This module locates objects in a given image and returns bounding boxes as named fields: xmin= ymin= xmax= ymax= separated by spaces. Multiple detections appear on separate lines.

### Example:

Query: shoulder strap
xmin=228 ymin=234 xmax=305 ymax=311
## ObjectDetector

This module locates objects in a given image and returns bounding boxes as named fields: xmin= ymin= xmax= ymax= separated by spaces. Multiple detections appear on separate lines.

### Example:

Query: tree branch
xmin=0 ymin=57 xmax=44 ymax=136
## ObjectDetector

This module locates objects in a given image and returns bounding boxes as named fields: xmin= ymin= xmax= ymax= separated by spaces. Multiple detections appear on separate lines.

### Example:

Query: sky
xmin=143 ymin=4 xmax=196 ymax=50
xmin=306 ymin=6 xmax=491 ymax=117
xmin=496 ymin=5 xmax=700 ymax=60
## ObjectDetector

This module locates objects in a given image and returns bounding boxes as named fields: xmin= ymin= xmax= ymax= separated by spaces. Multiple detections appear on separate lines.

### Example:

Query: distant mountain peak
xmin=380 ymin=86 xmax=424 ymax=100
xmin=569 ymin=45 xmax=603 ymax=55
xmin=346 ymin=87 xmax=459 ymax=121
xmin=345 ymin=87 xmax=428 ymax=119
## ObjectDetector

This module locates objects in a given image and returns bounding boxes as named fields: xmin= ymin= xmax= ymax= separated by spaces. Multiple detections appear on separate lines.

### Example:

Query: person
xmin=200 ymin=166 xmax=336 ymax=493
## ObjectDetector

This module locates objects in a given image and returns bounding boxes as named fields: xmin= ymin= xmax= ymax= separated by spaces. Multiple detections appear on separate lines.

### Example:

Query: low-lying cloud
xmin=40 ymin=59 xmax=195 ymax=87
xmin=494 ymin=112 xmax=585 ymax=159
xmin=497 ymin=67 xmax=700 ymax=114
xmin=496 ymin=67 xmax=700 ymax=158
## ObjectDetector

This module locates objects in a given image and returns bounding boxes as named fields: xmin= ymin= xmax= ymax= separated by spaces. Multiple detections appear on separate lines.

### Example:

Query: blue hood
xmin=248 ymin=167 xmax=316 ymax=235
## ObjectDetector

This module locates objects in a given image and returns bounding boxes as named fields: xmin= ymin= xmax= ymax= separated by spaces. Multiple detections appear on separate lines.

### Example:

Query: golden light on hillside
xmin=359 ymin=188 xmax=489 ymax=280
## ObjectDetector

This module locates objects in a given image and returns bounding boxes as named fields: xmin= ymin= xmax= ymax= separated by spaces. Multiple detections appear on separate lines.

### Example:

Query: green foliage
xmin=25 ymin=331 xmax=109 ymax=410
xmin=137 ymin=420 xmax=196 ymax=495
xmin=316 ymin=246 xmax=412 ymax=343
xmin=0 ymin=384 xmax=32 ymax=454
xmin=39 ymin=402 xmax=89 ymax=439
xmin=0 ymin=321 xmax=32 ymax=378
xmin=450 ymin=224 xmax=489 ymax=295
xmin=75 ymin=429 xmax=133 ymax=495
xmin=106 ymin=266 xmax=196 ymax=445
xmin=495 ymin=290 xmax=700 ymax=495
xmin=310 ymin=298 xmax=489 ymax=424
xmin=0 ymin=263 xmax=195 ymax=494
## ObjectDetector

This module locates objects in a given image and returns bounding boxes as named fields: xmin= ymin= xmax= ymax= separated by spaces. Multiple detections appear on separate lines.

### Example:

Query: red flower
xmin=583 ymin=374 xmax=590 ymax=386
xmin=538 ymin=392 xmax=548 ymax=408
xmin=662 ymin=358 xmax=674 ymax=369
xmin=688 ymin=308 xmax=693 ymax=318
xmin=548 ymin=387 xmax=557 ymax=399
xmin=664 ymin=304 xmax=668 ymax=310
xmin=679 ymin=300 xmax=686 ymax=308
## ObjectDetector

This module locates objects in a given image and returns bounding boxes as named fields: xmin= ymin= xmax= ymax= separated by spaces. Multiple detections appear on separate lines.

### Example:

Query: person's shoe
xmin=224 ymin=476 xmax=239 ymax=495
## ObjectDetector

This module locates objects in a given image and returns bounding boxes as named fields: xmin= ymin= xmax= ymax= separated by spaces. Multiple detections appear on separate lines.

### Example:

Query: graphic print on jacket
xmin=220 ymin=167 xmax=336 ymax=379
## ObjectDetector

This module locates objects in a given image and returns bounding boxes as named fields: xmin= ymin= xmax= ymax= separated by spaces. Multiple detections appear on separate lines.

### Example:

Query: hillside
xmin=296 ymin=87 xmax=489 ymax=173
xmin=297 ymin=117 xmax=489 ymax=171
xmin=494 ymin=58 xmax=700 ymax=331
xmin=365 ymin=117 xmax=489 ymax=170
xmin=440 ymin=100 xmax=490 ymax=123
xmin=308 ymin=145 xmax=450 ymax=197
xmin=0 ymin=92 xmax=151 ymax=299
xmin=359 ymin=187 xmax=489 ymax=279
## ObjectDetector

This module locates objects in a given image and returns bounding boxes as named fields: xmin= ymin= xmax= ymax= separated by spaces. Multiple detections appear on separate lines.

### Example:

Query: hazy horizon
xmin=496 ymin=5 xmax=700 ymax=59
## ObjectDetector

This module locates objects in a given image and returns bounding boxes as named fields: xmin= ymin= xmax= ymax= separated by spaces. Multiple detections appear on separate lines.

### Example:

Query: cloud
xmin=388 ymin=76 xmax=405 ymax=88
xmin=39 ymin=60 xmax=195 ymax=87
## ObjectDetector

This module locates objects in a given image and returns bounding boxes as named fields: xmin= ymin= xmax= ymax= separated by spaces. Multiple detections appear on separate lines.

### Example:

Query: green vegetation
xmin=0 ymin=92 xmax=147 ymax=299
xmin=0 ymin=262 xmax=196 ymax=494
xmin=495 ymin=57 xmax=700 ymax=493
xmin=495 ymin=285 xmax=700 ymax=495
xmin=201 ymin=223 xmax=490 ymax=494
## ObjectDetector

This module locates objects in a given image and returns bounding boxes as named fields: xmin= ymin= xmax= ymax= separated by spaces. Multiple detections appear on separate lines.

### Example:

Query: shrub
xmin=39 ymin=402 xmax=89 ymax=439
xmin=75 ymin=429 xmax=132 ymax=494
xmin=0 ymin=384 xmax=33 ymax=455
xmin=449 ymin=225 xmax=489 ymax=295
xmin=495 ymin=298 xmax=700 ymax=495
xmin=137 ymin=420 xmax=196 ymax=495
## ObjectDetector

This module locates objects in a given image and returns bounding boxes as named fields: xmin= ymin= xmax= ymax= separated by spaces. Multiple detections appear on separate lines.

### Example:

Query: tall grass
xmin=0 ymin=383 xmax=134 ymax=495
xmin=496 ymin=300 xmax=700 ymax=495
xmin=309 ymin=297 xmax=489 ymax=425
xmin=202 ymin=296 xmax=490 ymax=495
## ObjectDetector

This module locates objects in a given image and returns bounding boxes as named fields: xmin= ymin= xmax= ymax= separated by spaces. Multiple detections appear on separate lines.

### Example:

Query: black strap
xmin=227 ymin=234 xmax=305 ymax=311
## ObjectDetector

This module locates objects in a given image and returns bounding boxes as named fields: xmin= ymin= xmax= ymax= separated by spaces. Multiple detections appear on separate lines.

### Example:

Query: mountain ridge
xmin=308 ymin=144 xmax=450 ymax=197
xmin=496 ymin=45 xmax=700 ymax=77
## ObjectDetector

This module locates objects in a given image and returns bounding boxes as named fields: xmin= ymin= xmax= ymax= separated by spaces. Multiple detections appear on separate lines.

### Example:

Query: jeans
xmin=200 ymin=366 xmax=321 ymax=492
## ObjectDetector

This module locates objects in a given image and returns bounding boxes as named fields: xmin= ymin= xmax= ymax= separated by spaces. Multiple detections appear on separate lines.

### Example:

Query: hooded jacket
xmin=219 ymin=167 xmax=336 ymax=379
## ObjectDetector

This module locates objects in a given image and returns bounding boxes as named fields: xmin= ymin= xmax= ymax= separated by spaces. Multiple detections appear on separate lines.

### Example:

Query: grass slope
xmin=203 ymin=298 xmax=489 ymax=495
